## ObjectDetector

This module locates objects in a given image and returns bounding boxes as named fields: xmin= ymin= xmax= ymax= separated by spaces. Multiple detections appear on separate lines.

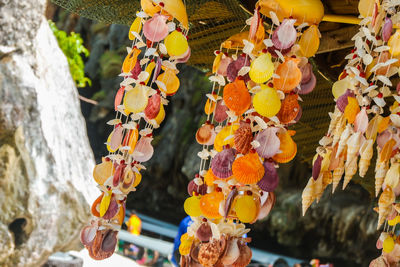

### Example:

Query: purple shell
xmin=80 ymin=225 xmax=97 ymax=246
xmin=227 ymin=55 xmax=250 ymax=82
xmin=196 ymin=223 xmax=212 ymax=242
xmin=214 ymin=100 xmax=229 ymax=123
xmin=336 ymin=90 xmax=355 ymax=112
xmin=187 ymin=180 xmax=207 ymax=196
xmin=312 ymin=155 xmax=322 ymax=180
xmin=397 ymin=82 xmax=400 ymax=95
xmin=129 ymin=61 xmax=142 ymax=80
xmin=255 ymin=127 xmax=280 ymax=158
xmin=217 ymin=56 xmax=233 ymax=76
xmin=272 ymin=19 xmax=297 ymax=50
xmin=267 ymin=45 xmax=291 ymax=58
xmin=382 ymin=17 xmax=393 ymax=42
xmin=257 ymin=161 xmax=279 ymax=192
xmin=300 ymin=63 xmax=312 ymax=84
xmin=224 ymin=187 xmax=238 ymax=217
xmin=101 ymin=230 xmax=118 ymax=252
xmin=211 ymin=148 xmax=236 ymax=178
xmin=102 ymin=197 xmax=119 ymax=220
xmin=151 ymin=57 xmax=163 ymax=85
xmin=113 ymin=162 xmax=126 ymax=187
xmin=298 ymin=71 xmax=316 ymax=95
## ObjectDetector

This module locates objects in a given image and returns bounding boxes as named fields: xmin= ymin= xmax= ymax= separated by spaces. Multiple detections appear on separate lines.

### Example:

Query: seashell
xmin=198 ymin=240 xmax=223 ymax=267
xmin=87 ymin=229 xmax=115 ymax=260
xmin=187 ymin=180 xmax=207 ymax=196
xmin=224 ymin=187 xmax=238 ymax=217
xmin=344 ymin=97 xmax=360 ymax=124
xmin=267 ymin=45 xmax=291 ymax=58
xmin=106 ymin=124 xmax=124 ymax=153
xmin=227 ymin=55 xmax=250 ymax=82
xmin=234 ymin=194 xmax=259 ymax=223
xmin=196 ymin=223 xmax=212 ymax=242
xmin=217 ymin=55 xmax=233 ymax=77
xmin=359 ymin=139 xmax=374 ymax=177
xmin=151 ymin=57 xmax=163 ymax=85
xmin=164 ymin=30 xmax=188 ymax=57
xmin=156 ymin=67 xmax=180 ymax=96
xmin=196 ymin=123 xmax=215 ymax=145
xmin=112 ymin=161 xmax=127 ymax=187
xmin=214 ymin=100 xmax=229 ymax=123
xmin=273 ymin=58 xmax=302 ymax=93
xmin=272 ymin=130 xmax=297 ymax=163
xmin=272 ymin=19 xmax=297 ymax=50
xmin=143 ymin=13 xmax=169 ymax=43
xmin=383 ymin=17 xmax=394 ymax=42
xmin=302 ymin=177 xmax=315 ymax=216
xmin=328 ymin=144 xmax=340 ymax=171
xmin=214 ymin=124 xmax=239 ymax=152
xmin=204 ymin=96 xmax=217 ymax=115
xmin=144 ymin=93 xmax=161 ymax=120
xmin=385 ymin=163 xmax=400 ymax=189
xmin=253 ymin=84 xmax=281 ymax=118
xmin=312 ymin=155 xmax=322 ymax=181
xmin=93 ymin=159 xmax=114 ymax=185
xmin=369 ymin=256 xmax=389 ymax=267
xmin=277 ymin=93 xmax=300 ymax=124
xmin=221 ymin=238 xmax=240 ymax=265
xmin=257 ymin=161 xmax=279 ymax=192
xmin=299 ymin=25 xmax=320 ymax=57
xmin=354 ymin=107 xmax=369 ymax=133
xmin=129 ymin=17 xmax=143 ymax=41
xmin=232 ymin=152 xmax=264 ymax=184
xmin=249 ymin=52 xmax=274 ymax=84
xmin=232 ymin=243 xmax=252 ymax=267
xmin=223 ymin=79 xmax=251 ymax=115
xmin=389 ymin=29 xmax=400 ymax=57
xmin=184 ymin=196 xmax=202 ymax=217
xmin=123 ymin=85 xmax=149 ymax=114
xmin=128 ymin=60 xmax=142 ymax=80
xmin=366 ymin=114 xmax=383 ymax=140
xmin=299 ymin=69 xmax=316 ymax=95
xmin=114 ymin=87 xmax=125 ymax=111
xmin=91 ymin=193 xmax=104 ymax=217
xmin=336 ymin=89 xmax=355 ymax=113
xmin=300 ymin=62 xmax=312 ymax=84
xmin=376 ymin=149 xmax=389 ymax=197
xmin=234 ymin=121 xmax=253 ymax=154
xmin=200 ymin=191 xmax=224 ymax=219
xmin=314 ymin=172 xmax=324 ymax=203
xmin=102 ymin=196 xmax=119 ymax=220
xmin=80 ymin=225 xmax=97 ymax=246
xmin=390 ymin=113 xmax=400 ymax=127
xmin=332 ymin=76 xmax=354 ymax=99
xmin=179 ymin=234 xmax=193 ymax=256
xmin=176 ymin=47 xmax=191 ymax=63
xmin=211 ymin=148 xmax=236 ymax=178
xmin=257 ymin=191 xmax=276 ymax=220
xmin=122 ymin=48 xmax=141 ymax=73
xmin=132 ymin=136 xmax=154 ymax=162
xmin=343 ymin=157 xmax=357 ymax=190
xmin=380 ymin=138 xmax=396 ymax=163
xmin=213 ymin=52 xmax=223 ymax=74
xmin=378 ymin=187 xmax=396 ymax=229
xmin=332 ymin=153 xmax=345 ymax=193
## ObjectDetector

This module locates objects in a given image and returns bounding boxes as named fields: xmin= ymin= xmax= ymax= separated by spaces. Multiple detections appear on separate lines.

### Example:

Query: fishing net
xmin=52 ymin=0 xmax=337 ymax=163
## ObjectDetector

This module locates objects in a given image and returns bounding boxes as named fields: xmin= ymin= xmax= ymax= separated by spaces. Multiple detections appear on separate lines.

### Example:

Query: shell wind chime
xmin=297 ymin=0 xmax=400 ymax=264
xmin=180 ymin=1 xmax=324 ymax=266
xmin=80 ymin=0 xmax=190 ymax=260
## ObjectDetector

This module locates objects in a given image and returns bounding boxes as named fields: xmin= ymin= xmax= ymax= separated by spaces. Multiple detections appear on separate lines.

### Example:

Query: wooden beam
xmin=317 ymin=26 xmax=358 ymax=54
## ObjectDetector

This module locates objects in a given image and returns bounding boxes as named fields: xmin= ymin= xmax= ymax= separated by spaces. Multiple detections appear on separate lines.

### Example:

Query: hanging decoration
xmin=180 ymin=1 xmax=324 ymax=266
xmin=80 ymin=0 xmax=190 ymax=260
xmin=297 ymin=0 xmax=400 ymax=264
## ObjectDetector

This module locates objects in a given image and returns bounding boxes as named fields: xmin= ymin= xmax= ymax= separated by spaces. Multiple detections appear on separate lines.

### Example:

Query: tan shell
xmin=232 ymin=242 xmax=252 ymax=267
xmin=332 ymin=153 xmax=345 ymax=193
xmin=198 ymin=240 xmax=223 ymax=267
xmin=375 ymin=147 xmax=389 ymax=197
xmin=302 ymin=177 xmax=315 ymax=216
xmin=234 ymin=122 xmax=253 ymax=154
xmin=359 ymin=139 xmax=374 ymax=178
xmin=343 ymin=157 xmax=357 ymax=190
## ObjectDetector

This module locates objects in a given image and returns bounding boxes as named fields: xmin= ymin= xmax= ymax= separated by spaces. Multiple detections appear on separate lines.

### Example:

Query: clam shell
xmin=257 ymin=191 xmax=276 ymax=220
xmin=255 ymin=127 xmax=280 ymax=158
xmin=132 ymin=137 xmax=154 ymax=162
xmin=299 ymin=71 xmax=316 ymax=95
xmin=336 ymin=90 xmax=354 ymax=113
xmin=221 ymin=238 xmax=240 ymax=265
xmin=227 ymin=55 xmax=250 ymax=82
xmin=223 ymin=79 xmax=251 ymax=115
xmin=272 ymin=19 xmax=297 ymax=50
xmin=383 ymin=17 xmax=393 ymax=42
xmin=196 ymin=223 xmax=212 ymax=242
xmin=234 ymin=122 xmax=253 ymax=154
xmin=198 ymin=240 xmax=222 ymax=266
xmin=143 ymin=14 xmax=169 ymax=42
xmin=80 ymin=225 xmax=97 ymax=246
xmin=196 ymin=123 xmax=215 ymax=145
xmin=144 ymin=93 xmax=161 ymax=120
xmin=277 ymin=93 xmax=300 ymax=124
xmin=232 ymin=152 xmax=264 ymax=184
xmin=232 ymin=243 xmax=252 ymax=267
xmin=102 ymin=196 xmax=119 ymax=220
xmin=300 ymin=63 xmax=312 ymax=84
xmin=187 ymin=180 xmax=207 ymax=196
xmin=312 ymin=155 xmax=322 ymax=181
xmin=214 ymin=100 xmax=229 ymax=123
xmin=101 ymin=230 xmax=118 ymax=252
xmin=257 ymin=161 xmax=279 ymax=192
xmin=211 ymin=148 xmax=236 ymax=178
xmin=217 ymin=56 xmax=233 ymax=76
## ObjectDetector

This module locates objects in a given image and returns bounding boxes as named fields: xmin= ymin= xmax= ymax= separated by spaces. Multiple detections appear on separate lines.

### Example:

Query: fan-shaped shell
xmin=344 ymin=97 xmax=360 ymax=124
xmin=199 ymin=192 xmax=224 ymax=219
xmin=336 ymin=89 xmax=355 ymax=112
xmin=272 ymin=131 xmax=297 ymax=163
xmin=80 ymin=225 xmax=97 ymax=246
xmin=144 ymin=93 xmax=161 ymax=120
xmin=102 ymin=196 xmax=119 ymax=220
xmin=255 ymin=127 xmax=280 ymax=158
xmin=198 ymin=240 xmax=223 ymax=266
xmin=187 ymin=180 xmax=207 ymax=196
xmin=223 ymin=79 xmax=251 ymax=115
xmin=232 ymin=243 xmax=252 ymax=267
xmin=196 ymin=123 xmax=215 ymax=145
xmin=232 ymin=152 xmax=264 ymax=184
xmin=299 ymin=25 xmax=320 ymax=57
xmin=204 ymin=97 xmax=216 ymax=115
xmin=354 ymin=107 xmax=369 ymax=133
xmin=389 ymin=29 xmax=400 ymax=57
xmin=106 ymin=124 xmax=124 ymax=152
xmin=257 ymin=161 xmax=279 ymax=191
xmin=277 ymin=93 xmax=300 ymax=124
xmin=132 ymin=136 xmax=154 ymax=162
xmin=273 ymin=58 xmax=302 ymax=93
xmin=196 ymin=223 xmax=213 ymax=242
xmin=299 ymin=69 xmax=316 ymax=95
xmin=234 ymin=195 xmax=259 ymax=223
xmin=249 ymin=52 xmax=274 ymax=84
xmin=253 ymin=85 xmax=281 ymax=117
xmin=227 ymin=55 xmax=250 ymax=82
xmin=157 ymin=68 xmax=180 ymax=96
xmin=93 ymin=159 xmax=114 ymax=185
xmin=211 ymin=148 xmax=236 ymax=178
xmin=214 ymin=123 xmax=239 ymax=152
xmin=143 ymin=13 xmax=169 ymax=43
xmin=164 ymin=30 xmax=188 ymax=57
xmin=217 ymin=55 xmax=233 ymax=76
xmin=123 ymin=85 xmax=149 ymax=114
xmin=221 ymin=238 xmax=240 ymax=265
xmin=234 ymin=122 xmax=253 ymax=154
xmin=122 ymin=48 xmax=141 ymax=73
xmin=214 ymin=100 xmax=229 ymax=123
xmin=272 ymin=19 xmax=297 ymax=50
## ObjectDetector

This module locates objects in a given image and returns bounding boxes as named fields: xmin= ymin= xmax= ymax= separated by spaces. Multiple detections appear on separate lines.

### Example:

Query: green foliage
xmin=49 ymin=21 xmax=92 ymax=88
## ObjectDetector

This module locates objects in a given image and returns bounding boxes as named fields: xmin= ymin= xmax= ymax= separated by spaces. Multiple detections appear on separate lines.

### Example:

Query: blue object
xmin=171 ymin=216 xmax=193 ymax=266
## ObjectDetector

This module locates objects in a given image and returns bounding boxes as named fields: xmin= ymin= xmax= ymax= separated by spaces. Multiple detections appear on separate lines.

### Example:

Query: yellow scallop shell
xmin=234 ymin=195 xmax=257 ymax=223
xmin=93 ymin=159 xmax=114 ymax=185
xmin=129 ymin=17 xmax=142 ymax=40
xmin=165 ymin=30 xmax=189 ymax=57
xmin=249 ymin=52 xmax=274 ymax=84
xmin=299 ymin=25 xmax=320 ymax=58
xmin=253 ymin=84 xmax=281 ymax=117
xmin=184 ymin=196 xmax=202 ymax=217
xmin=157 ymin=68 xmax=180 ymax=96
xmin=123 ymin=85 xmax=149 ymax=114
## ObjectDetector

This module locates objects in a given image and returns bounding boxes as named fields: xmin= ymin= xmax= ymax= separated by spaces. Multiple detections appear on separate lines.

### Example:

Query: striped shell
xmin=232 ymin=152 xmax=264 ymax=184
xmin=234 ymin=122 xmax=253 ymax=154
xmin=277 ymin=93 xmax=300 ymax=124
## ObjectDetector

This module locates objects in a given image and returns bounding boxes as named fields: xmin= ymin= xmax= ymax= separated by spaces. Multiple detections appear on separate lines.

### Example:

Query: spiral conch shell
xmin=332 ymin=153 xmax=345 ymax=193
xmin=302 ymin=177 xmax=315 ymax=216
xmin=378 ymin=187 xmax=396 ymax=229
xmin=376 ymin=147 xmax=389 ymax=197
xmin=359 ymin=139 xmax=374 ymax=178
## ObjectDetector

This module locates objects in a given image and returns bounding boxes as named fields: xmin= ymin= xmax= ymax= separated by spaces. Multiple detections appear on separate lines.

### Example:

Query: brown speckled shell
xmin=277 ymin=93 xmax=300 ymax=124
xmin=234 ymin=122 xmax=253 ymax=154
xmin=232 ymin=243 xmax=252 ymax=267
xmin=198 ymin=240 xmax=222 ymax=267
xmin=196 ymin=123 xmax=214 ymax=145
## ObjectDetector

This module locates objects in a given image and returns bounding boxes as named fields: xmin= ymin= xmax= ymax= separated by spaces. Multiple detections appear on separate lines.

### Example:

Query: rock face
xmin=0 ymin=1 xmax=97 ymax=266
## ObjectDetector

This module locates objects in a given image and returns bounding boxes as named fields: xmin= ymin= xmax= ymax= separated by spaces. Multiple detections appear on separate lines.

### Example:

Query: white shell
xmin=269 ymin=11 xmax=280 ymax=26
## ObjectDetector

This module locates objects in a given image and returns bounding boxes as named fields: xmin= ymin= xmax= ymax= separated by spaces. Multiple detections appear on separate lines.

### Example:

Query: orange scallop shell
xmin=91 ymin=193 xmax=104 ymax=217
xmin=272 ymin=130 xmax=297 ymax=163
xmin=196 ymin=123 xmax=214 ymax=145
xmin=223 ymin=79 xmax=251 ymax=115
xmin=273 ymin=58 xmax=302 ymax=93
xmin=234 ymin=122 xmax=253 ymax=154
xmin=277 ymin=93 xmax=300 ymax=124
xmin=198 ymin=240 xmax=223 ymax=266
xmin=200 ymin=191 xmax=224 ymax=219
xmin=232 ymin=152 xmax=265 ymax=184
